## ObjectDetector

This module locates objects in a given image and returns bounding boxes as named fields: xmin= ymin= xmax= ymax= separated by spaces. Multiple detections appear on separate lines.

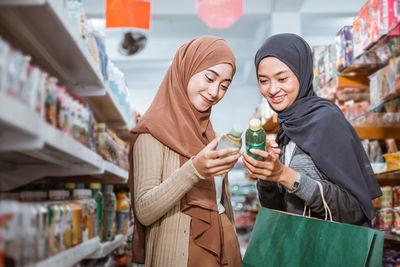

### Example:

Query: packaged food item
xmin=6 ymin=48 xmax=23 ymax=98
xmin=60 ymin=191 xmax=72 ymax=250
xmin=103 ymin=185 xmax=116 ymax=242
xmin=90 ymin=183 xmax=103 ymax=239
xmin=116 ymin=193 xmax=129 ymax=235
xmin=65 ymin=183 xmax=75 ymax=200
xmin=87 ymin=189 xmax=96 ymax=239
xmin=19 ymin=192 xmax=39 ymax=264
xmin=378 ymin=186 xmax=394 ymax=208
xmin=245 ymin=118 xmax=266 ymax=161
xmin=45 ymin=77 xmax=59 ymax=127
xmin=383 ymin=152 xmax=400 ymax=170
xmin=378 ymin=207 xmax=393 ymax=231
xmin=393 ymin=206 xmax=400 ymax=234
xmin=33 ymin=191 xmax=49 ymax=261
xmin=335 ymin=25 xmax=354 ymax=72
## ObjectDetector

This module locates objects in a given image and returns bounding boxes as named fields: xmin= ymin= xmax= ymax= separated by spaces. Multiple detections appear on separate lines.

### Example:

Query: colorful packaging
xmin=336 ymin=25 xmax=355 ymax=72
xmin=90 ymin=183 xmax=103 ymax=239
xmin=380 ymin=0 xmax=400 ymax=37
xmin=7 ymin=48 xmax=23 ymax=98
xmin=70 ymin=202 xmax=82 ymax=247
xmin=60 ymin=194 xmax=72 ymax=250
xmin=33 ymin=192 xmax=49 ymax=261
xmin=393 ymin=206 xmax=400 ymax=234
xmin=378 ymin=186 xmax=394 ymax=208
xmin=48 ymin=190 xmax=64 ymax=255
xmin=87 ymin=190 xmax=96 ymax=239
xmin=378 ymin=207 xmax=394 ymax=231
xmin=73 ymin=189 xmax=89 ymax=243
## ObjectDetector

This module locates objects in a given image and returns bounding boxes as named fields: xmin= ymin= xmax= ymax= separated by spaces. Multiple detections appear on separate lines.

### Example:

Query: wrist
xmin=277 ymin=166 xmax=298 ymax=190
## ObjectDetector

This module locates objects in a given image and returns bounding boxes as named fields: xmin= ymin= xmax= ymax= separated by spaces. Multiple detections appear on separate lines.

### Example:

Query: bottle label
xmin=117 ymin=210 xmax=129 ymax=234
xmin=246 ymin=142 xmax=266 ymax=161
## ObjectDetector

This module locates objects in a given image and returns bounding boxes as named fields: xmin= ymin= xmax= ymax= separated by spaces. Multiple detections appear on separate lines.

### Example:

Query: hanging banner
xmin=106 ymin=0 xmax=151 ymax=30
xmin=197 ymin=0 xmax=243 ymax=29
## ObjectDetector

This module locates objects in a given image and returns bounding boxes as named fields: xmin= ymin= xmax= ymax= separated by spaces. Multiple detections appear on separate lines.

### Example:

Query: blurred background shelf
xmin=0 ymin=0 xmax=104 ymax=95
xmin=35 ymin=237 xmax=101 ymax=267
xmin=354 ymin=127 xmax=400 ymax=140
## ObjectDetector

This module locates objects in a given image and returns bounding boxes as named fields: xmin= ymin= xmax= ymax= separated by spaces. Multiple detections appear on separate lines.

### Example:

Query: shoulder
xmin=134 ymin=133 xmax=166 ymax=151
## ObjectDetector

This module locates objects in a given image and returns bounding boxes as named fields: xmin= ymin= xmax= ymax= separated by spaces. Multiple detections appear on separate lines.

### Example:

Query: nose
xmin=207 ymin=82 xmax=219 ymax=99
xmin=269 ymin=80 xmax=280 ymax=96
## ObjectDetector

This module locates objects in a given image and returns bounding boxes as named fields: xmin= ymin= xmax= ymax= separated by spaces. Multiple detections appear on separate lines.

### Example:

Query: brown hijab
xmin=128 ymin=36 xmax=236 ymax=264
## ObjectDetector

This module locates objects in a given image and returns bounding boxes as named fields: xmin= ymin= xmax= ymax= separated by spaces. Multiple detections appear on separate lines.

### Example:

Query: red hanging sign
xmin=106 ymin=0 xmax=151 ymax=30
xmin=197 ymin=0 xmax=243 ymax=29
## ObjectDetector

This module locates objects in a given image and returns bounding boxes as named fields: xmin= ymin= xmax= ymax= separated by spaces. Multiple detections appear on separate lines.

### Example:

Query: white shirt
xmin=214 ymin=175 xmax=225 ymax=214
xmin=284 ymin=140 xmax=296 ymax=166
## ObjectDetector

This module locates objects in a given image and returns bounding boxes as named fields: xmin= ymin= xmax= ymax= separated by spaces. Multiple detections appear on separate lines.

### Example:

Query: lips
xmin=200 ymin=94 xmax=212 ymax=104
xmin=270 ymin=95 xmax=285 ymax=104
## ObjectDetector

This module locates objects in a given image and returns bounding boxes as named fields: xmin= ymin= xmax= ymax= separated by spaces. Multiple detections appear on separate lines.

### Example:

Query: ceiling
xmin=83 ymin=0 xmax=365 ymax=134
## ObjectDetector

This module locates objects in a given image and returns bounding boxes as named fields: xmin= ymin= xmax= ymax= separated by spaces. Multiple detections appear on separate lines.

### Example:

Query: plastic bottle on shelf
xmin=19 ymin=191 xmax=38 ymax=265
xmin=90 ymin=183 xmax=103 ymax=239
xmin=116 ymin=193 xmax=129 ymax=235
xmin=86 ymin=189 xmax=96 ymax=240
xmin=73 ymin=189 xmax=89 ymax=243
xmin=32 ymin=191 xmax=49 ymax=261
xmin=65 ymin=183 xmax=75 ymax=200
xmin=0 ymin=201 xmax=22 ymax=267
xmin=48 ymin=190 xmax=64 ymax=254
xmin=245 ymin=118 xmax=266 ymax=161
xmin=103 ymin=185 xmax=116 ymax=242
xmin=60 ymin=190 xmax=72 ymax=250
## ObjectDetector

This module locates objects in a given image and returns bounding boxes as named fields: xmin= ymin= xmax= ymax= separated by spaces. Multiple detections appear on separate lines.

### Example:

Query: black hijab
xmin=255 ymin=33 xmax=381 ymax=222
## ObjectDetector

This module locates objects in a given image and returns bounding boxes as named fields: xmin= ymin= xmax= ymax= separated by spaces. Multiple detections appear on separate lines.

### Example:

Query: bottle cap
xmin=65 ymin=183 xmax=75 ymax=190
xmin=90 ymin=183 xmax=101 ymax=189
xmin=55 ymin=183 xmax=65 ymax=190
xmin=230 ymin=124 xmax=243 ymax=137
xmin=75 ymin=183 xmax=85 ymax=189
xmin=104 ymin=184 xmax=114 ymax=192
xmin=249 ymin=118 xmax=261 ymax=131
xmin=117 ymin=193 xmax=126 ymax=199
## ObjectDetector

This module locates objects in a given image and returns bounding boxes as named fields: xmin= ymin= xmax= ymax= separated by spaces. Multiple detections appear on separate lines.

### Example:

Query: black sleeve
xmin=257 ymin=179 xmax=285 ymax=211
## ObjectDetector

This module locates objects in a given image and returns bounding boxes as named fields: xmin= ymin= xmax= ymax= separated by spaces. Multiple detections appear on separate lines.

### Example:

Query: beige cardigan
xmin=133 ymin=134 xmax=235 ymax=267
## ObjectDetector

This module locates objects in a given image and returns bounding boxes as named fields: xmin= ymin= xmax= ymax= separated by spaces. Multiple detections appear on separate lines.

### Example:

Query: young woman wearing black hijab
xmin=242 ymin=33 xmax=382 ymax=226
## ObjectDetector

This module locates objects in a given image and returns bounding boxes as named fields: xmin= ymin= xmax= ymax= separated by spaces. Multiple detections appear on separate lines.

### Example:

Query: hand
xmin=266 ymin=140 xmax=282 ymax=156
xmin=192 ymin=137 xmax=241 ymax=178
xmin=242 ymin=148 xmax=298 ymax=189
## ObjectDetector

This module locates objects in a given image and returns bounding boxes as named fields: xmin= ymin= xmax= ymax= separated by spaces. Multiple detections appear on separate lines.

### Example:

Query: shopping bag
xmin=242 ymin=207 xmax=384 ymax=267
xmin=242 ymin=182 xmax=384 ymax=267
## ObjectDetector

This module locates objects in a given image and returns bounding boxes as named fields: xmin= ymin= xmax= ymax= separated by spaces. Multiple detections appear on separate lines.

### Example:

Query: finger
xmin=270 ymin=147 xmax=282 ymax=155
xmin=267 ymin=140 xmax=279 ymax=148
xmin=249 ymin=148 xmax=269 ymax=158
xmin=208 ymin=147 xmax=239 ymax=159
xmin=206 ymin=137 xmax=219 ymax=151
xmin=208 ymin=152 xmax=241 ymax=168
xmin=243 ymin=151 xmax=268 ymax=168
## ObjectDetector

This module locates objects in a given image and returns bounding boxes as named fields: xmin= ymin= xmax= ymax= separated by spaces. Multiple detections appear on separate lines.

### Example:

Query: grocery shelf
xmin=86 ymin=84 xmax=132 ymax=130
xmin=385 ymin=232 xmax=400 ymax=243
xmin=337 ymin=74 xmax=370 ymax=88
xmin=354 ymin=127 xmax=400 ymax=140
xmin=0 ymin=95 xmax=128 ymax=191
xmin=36 ymin=237 xmax=101 ymax=267
xmin=87 ymin=234 xmax=125 ymax=259
xmin=0 ymin=0 xmax=104 ymax=95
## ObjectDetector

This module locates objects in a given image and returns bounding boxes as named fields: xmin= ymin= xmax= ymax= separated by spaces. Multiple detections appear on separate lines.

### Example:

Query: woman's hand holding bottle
xmin=192 ymin=137 xmax=241 ymax=178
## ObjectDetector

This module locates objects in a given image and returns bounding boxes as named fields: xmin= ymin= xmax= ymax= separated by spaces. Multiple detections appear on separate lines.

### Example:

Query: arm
xmin=288 ymin=148 xmax=368 ymax=225
xmin=133 ymin=134 xmax=203 ymax=226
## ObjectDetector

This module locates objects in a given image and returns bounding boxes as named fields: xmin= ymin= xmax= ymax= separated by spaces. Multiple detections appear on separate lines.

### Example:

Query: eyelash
xmin=205 ymin=75 xmax=213 ymax=82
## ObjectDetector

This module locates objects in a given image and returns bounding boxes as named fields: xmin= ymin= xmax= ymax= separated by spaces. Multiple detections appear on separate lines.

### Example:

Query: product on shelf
xmin=245 ymin=118 xmax=266 ymax=162
xmin=0 ymin=201 xmax=22 ymax=267
xmin=90 ymin=183 xmax=104 ymax=240
xmin=336 ymin=25 xmax=355 ymax=72
xmin=116 ymin=193 xmax=129 ymax=235
xmin=103 ymin=185 xmax=116 ymax=242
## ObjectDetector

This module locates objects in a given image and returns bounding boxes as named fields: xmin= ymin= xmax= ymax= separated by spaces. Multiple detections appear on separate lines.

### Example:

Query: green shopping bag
xmin=242 ymin=206 xmax=384 ymax=267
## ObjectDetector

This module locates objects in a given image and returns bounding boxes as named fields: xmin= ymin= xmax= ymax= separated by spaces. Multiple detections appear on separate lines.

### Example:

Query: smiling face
xmin=187 ymin=63 xmax=233 ymax=112
xmin=257 ymin=56 xmax=300 ymax=112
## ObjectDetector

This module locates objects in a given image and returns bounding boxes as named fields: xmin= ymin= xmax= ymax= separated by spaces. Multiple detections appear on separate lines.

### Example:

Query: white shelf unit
xmin=86 ymin=234 xmax=125 ymax=259
xmin=35 ymin=237 xmax=101 ymax=267
xmin=86 ymin=84 xmax=133 ymax=131
xmin=0 ymin=93 xmax=128 ymax=191
xmin=0 ymin=0 xmax=104 ymax=96
xmin=0 ymin=0 xmax=133 ymax=131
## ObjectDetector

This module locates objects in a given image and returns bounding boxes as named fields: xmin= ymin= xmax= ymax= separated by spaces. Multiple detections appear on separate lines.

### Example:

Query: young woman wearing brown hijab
xmin=128 ymin=36 xmax=242 ymax=267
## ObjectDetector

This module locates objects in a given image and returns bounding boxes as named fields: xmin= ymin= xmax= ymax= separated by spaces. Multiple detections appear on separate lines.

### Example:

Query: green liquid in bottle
xmin=245 ymin=118 xmax=266 ymax=161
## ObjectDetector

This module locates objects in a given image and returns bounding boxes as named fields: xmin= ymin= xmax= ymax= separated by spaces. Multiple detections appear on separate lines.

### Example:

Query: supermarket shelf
xmin=86 ymin=84 xmax=131 ymax=130
xmin=0 ymin=94 xmax=128 ymax=191
xmin=36 ymin=237 xmax=101 ymax=267
xmin=337 ymin=74 xmax=370 ymax=88
xmin=87 ymin=234 xmax=124 ymax=259
xmin=385 ymin=232 xmax=400 ymax=243
xmin=354 ymin=127 xmax=400 ymax=140
xmin=0 ymin=0 xmax=104 ymax=95
xmin=376 ymin=169 xmax=400 ymax=184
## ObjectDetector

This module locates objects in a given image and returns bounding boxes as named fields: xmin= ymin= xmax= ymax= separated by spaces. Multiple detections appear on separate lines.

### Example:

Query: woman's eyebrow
xmin=207 ymin=69 xmax=232 ymax=82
